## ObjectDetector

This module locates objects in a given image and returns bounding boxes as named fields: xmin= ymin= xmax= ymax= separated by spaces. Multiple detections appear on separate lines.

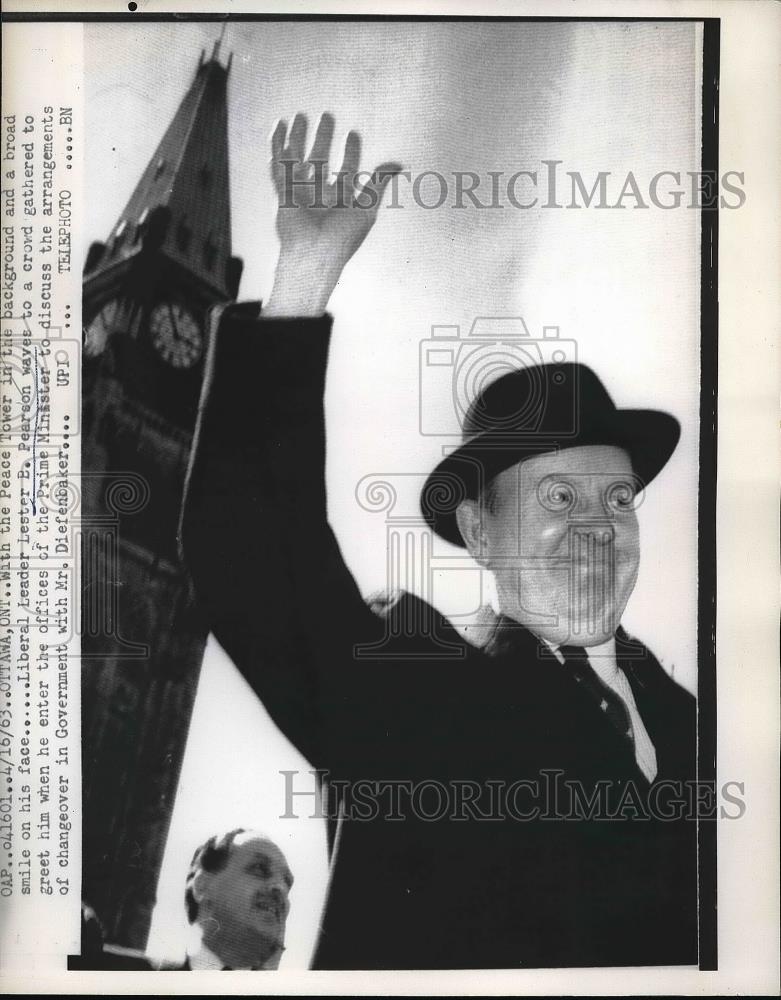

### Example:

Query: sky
xmin=85 ymin=19 xmax=702 ymax=966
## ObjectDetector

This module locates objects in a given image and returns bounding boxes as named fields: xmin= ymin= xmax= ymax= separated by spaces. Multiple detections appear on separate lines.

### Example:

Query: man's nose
xmin=270 ymin=882 xmax=289 ymax=908
xmin=569 ymin=523 xmax=615 ymax=560
xmin=569 ymin=489 xmax=617 ymax=551
xmin=571 ymin=485 xmax=613 ymax=522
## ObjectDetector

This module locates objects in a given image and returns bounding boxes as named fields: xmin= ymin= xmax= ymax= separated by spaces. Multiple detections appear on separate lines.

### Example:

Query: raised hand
xmin=263 ymin=112 xmax=402 ymax=317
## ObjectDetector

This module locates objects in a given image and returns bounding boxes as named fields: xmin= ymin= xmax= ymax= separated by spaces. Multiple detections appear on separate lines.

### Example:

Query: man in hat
xmin=181 ymin=113 xmax=697 ymax=969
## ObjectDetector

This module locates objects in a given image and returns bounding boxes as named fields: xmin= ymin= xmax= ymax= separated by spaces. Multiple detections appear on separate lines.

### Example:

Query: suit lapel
xmin=485 ymin=616 xmax=653 ymax=786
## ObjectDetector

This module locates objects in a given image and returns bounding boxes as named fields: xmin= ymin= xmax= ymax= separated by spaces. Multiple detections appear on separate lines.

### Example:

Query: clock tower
xmin=81 ymin=41 xmax=242 ymax=948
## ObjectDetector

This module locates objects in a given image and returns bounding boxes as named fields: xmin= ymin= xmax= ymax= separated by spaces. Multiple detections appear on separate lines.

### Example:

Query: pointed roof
xmin=97 ymin=41 xmax=237 ymax=300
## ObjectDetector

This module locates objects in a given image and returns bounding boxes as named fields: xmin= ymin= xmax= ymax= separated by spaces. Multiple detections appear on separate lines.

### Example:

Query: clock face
xmin=84 ymin=298 xmax=120 ymax=358
xmin=150 ymin=302 xmax=203 ymax=369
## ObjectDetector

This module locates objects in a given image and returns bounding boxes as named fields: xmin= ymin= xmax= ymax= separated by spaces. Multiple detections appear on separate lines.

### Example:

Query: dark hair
xmin=184 ymin=827 xmax=247 ymax=924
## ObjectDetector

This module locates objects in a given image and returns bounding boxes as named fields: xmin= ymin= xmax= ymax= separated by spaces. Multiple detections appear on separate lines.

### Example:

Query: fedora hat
xmin=420 ymin=362 xmax=680 ymax=547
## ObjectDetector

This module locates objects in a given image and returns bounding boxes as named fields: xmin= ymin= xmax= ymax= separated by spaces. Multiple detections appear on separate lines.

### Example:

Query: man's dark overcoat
xmin=181 ymin=308 xmax=698 ymax=970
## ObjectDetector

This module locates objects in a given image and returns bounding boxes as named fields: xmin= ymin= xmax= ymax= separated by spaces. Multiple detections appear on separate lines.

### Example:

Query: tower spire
xmin=84 ymin=41 xmax=242 ymax=300
xmin=213 ymin=20 xmax=227 ymax=62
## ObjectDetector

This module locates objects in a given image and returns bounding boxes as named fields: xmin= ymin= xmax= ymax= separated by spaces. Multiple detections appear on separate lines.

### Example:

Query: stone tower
xmin=80 ymin=41 xmax=241 ymax=947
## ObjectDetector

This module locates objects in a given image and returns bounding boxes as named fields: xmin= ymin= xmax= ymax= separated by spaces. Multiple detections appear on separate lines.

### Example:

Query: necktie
xmin=559 ymin=645 xmax=634 ymax=745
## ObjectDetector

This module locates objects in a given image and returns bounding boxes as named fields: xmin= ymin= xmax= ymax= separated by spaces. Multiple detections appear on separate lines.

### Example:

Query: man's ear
xmin=455 ymin=499 xmax=489 ymax=565
xmin=191 ymin=870 xmax=209 ymax=908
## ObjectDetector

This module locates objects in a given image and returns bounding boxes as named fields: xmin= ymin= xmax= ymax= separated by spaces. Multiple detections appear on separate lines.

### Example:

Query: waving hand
xmin=264 ymin=112 xmax=402 ymax=317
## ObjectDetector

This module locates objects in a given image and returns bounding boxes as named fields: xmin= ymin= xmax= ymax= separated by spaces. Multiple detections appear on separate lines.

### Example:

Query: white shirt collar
xmin=545 ymin=635 xmax=620 ymax=684
xmin=186 ymin=935 xmax=280 ymax=971
xmin=187 ymin=940 xmax=225 ymax=971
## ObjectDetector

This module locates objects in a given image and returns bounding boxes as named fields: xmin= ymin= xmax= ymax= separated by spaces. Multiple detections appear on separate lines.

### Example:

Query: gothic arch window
xmin=176 ymin=219 xmax=192 ymax=253
xmin=110 ymin=219 xmax=127 ymax=256
xmin=135 ymin=207 xmax=149 ymax=243
xmin=203 ymin=235 xmax=217 ymax=271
